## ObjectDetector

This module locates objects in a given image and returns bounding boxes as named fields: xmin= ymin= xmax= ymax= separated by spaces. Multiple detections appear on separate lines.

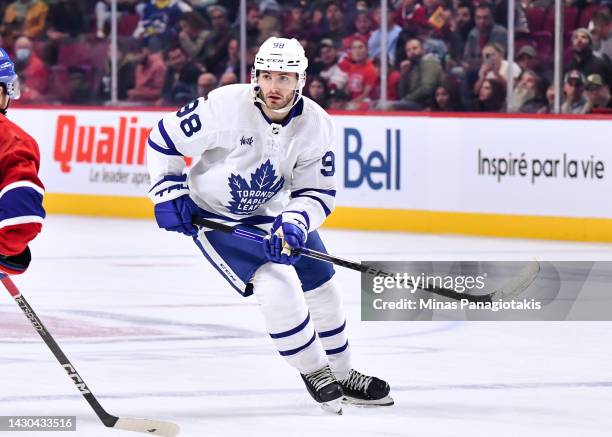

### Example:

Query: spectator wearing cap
xmin=159 ymin=46 xmax=200 ymax=105
xmin=369 ymin=5 xmax=402 ymax=66
xmin=566 ymin=28 xmax=612 ymax=88
xmin=12 ymin=35 xmax=48 ymax=103
xmin=127 ymin=41 xmax=167 ymax=103
xmin=311 ymin=39 xmax=349 ymax=92
xmin=342 ymin=10 xmax=371 ymax=52
xmin=463 ymin=4 xmax=507 ymax=72
xmin=591 ymin=11 xmax=612 ymax=64
xmin=561 ymin=70 xmax=591 ymax=114
xmin=1 ymin=0 xmax=48 ymax=39
xmin=397 ymin=38 xmax=445 ymax=110
xmin=338 ymin=38 xmax=379 ymax=109
xmin=508 ymin=69 xmax=547 ymax=113
xmin=585 ymin=74 xmax=612 ymax=112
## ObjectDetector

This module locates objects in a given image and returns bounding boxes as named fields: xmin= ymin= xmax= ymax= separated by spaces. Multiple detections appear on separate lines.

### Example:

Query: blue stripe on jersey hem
xmin=193 ymin=236 xmax=247 ymax=297
xmin=157 ymin=120 xmax=180 ymax=154
xmin=318 ymin=320 xmax=346 ymax=338
xmin=148 ymin=138 xmax=183 ymax=156
xmin=269 ymin=313 xmax=311 ymax=339
xmin=291 ymin=188 xmax=336 ymax=198
xmin=149 ymin=174 xmax=187 ymax=192
xmin=278 ymin=331 xmax=317 ymax=357
xmin=325 ymin=340 xmax=349 ymax=355
xmin=292 ymin=194 xmax=332 ymax=216
xmin=0 ymin=187 xmax=45 ymax=220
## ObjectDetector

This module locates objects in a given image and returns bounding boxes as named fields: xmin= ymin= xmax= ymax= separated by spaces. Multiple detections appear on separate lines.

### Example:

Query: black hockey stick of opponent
xmin=0 ymin=275 xmax=180 ymax=437
xmin=193 ymin=217 xmax=540 ymax=303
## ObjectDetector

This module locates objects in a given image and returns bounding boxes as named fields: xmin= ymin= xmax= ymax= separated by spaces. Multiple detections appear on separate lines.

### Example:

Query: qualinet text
xmin=373 ymin=298 xmax=542 ymax=311
xmin=372 ymin=273 xmax=486 ymax=294
xmin=53 ymin=115 xmax=153 ymax=173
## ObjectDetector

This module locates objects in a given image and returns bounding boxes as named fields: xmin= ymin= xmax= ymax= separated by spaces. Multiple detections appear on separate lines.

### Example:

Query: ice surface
xmin=1 ymin=216 xmax=611 ymax=437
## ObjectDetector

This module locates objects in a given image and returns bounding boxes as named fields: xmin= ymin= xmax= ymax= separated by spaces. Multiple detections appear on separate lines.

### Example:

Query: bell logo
xmin=53 ymin=115 xmax=153 ymax=173
xmin=344 ymin=128 xmax=401 ymax=190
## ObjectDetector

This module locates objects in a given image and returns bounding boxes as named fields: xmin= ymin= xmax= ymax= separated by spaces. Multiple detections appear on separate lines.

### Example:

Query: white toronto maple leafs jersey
xmin=146 ymin=84 xmax=336 ymax=231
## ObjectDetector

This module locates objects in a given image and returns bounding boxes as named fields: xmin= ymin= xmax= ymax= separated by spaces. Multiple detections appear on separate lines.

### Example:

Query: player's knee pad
xmin=303 ymin=278 xmax=344 ymax=321
xmin=252 ymin=262 xmax=306 ymax=322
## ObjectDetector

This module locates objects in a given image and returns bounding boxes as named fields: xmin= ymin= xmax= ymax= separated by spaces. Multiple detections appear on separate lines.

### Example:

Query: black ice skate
xmin=301 ymin=365 xmax=344 ymax=415
xmin=339 ymin=369 xmax=394 ymax=406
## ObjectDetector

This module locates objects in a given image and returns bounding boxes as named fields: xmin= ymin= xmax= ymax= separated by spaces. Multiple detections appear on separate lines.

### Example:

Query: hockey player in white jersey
xmin=146 ymin=37 xmax=393 ymax=413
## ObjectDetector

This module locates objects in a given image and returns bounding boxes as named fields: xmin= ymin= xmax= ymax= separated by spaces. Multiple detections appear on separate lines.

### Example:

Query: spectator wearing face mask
xmin=12 ymin=35 xmax=48 ymax=103
xmin=561 ymin=69 xmax=591 ymax=114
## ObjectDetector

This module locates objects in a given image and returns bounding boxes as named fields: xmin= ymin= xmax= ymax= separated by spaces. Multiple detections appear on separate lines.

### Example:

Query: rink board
xmin=10 ymin=106 xmax=612 ymax=242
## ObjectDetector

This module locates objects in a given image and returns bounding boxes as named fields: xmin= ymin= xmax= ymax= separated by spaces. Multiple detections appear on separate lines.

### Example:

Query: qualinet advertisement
xmin=10 ymin=108 xmax=612 ymax=219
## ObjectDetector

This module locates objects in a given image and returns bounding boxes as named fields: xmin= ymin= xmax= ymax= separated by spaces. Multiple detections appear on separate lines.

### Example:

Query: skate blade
xmin=342 ymin=395 xmax=394 ymax=407
xmin=321 ymin=398 xmax=343 ymax=415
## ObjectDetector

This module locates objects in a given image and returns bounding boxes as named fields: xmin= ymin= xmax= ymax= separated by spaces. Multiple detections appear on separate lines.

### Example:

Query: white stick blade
xmin=114 ymin=418 xmax=180 ymax=437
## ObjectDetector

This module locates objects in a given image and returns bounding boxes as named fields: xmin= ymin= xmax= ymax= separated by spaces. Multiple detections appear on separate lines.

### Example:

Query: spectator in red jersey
xmin=127 ymin=41 xmax=166 ymax=103
xmin=339 ymin=38 xmax=379 ymax=110
xmin=397 ymin=38 xmax=445 ymax=110
xmin=395 ymin=0 xmax=427 ymax=34
xmin=342 ymin=11 xmax=371 ymax=52
xmin=0 ymin=48 xmax=45 ymax=276
xmin=12 ymin=36 xmax=48 ymax=103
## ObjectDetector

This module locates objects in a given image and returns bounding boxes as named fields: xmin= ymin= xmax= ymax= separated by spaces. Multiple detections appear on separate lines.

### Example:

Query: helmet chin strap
xmin=252 ymin=85 xmax=301 ymax=116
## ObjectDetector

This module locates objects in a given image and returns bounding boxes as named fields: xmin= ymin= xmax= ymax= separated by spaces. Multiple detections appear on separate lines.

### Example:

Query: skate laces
xmin=305 ymin=365 xmax=336 ymax=391
xmin=342 ymin=370 xmax=372 ymax=393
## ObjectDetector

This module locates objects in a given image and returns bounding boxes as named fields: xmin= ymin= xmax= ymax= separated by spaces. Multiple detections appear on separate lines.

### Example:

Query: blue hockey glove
xmin=154 ymin=194 xmax=200 ymax=236
xmin=263 ymin=212 xmax=309 ymax=265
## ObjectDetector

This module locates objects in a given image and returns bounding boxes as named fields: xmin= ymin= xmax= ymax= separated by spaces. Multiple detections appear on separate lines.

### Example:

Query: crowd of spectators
xmin=0 ymin=0 xmax=610 ymax=113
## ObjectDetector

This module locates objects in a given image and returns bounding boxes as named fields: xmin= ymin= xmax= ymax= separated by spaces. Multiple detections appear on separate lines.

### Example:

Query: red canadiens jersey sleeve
xmin=0 ymin=114 xmax=45 ymax=257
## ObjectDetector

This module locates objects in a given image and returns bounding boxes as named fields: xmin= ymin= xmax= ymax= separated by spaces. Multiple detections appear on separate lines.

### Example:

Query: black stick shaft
xmin=1 ymin=276 xmax=118 ymax=427
xmin=192 ymin=217 xmax=492 ymax=302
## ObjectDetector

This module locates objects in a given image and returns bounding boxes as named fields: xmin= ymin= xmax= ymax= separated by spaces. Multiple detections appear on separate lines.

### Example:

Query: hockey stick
xmin=0 ymin=275 xmax=180 ymax=437
xmin=192 ymin=217 xmax=540 ymax=303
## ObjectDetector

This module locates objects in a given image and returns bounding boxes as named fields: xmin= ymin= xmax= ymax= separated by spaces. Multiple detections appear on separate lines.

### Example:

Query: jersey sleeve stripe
xmin=290 ymin=188 xmax=336 ymax=197
xmin=148 ymin=138 xmax=183 ymax=156
xmin=0 ymin=181 xmax=44 ymax=199
xmin=157 ymin=119 xmax=180 ymax=153
xmin=0 ymin=187 xmax=45 ymax=222
xmin=291 ymin=193 xmax=332 ymax=217
xmin=0 ymin=216 xmax=44 ymax=230
xmin=148 ymin=174 xmax=187 ymax=192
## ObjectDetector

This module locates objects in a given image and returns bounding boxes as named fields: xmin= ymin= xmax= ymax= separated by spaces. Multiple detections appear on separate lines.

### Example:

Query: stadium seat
xmin=526 ymin=7 xmax=547 ymax=33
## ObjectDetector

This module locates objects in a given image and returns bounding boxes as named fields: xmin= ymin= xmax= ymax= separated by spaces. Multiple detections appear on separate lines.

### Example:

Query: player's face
xmin=258 ymin=71 xmax=299 ymax=109
xmin=0 ymin=86 xmax=8 ymax=112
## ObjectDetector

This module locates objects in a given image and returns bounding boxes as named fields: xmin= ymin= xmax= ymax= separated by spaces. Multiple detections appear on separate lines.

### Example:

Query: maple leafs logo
xmin=227 ymin=160 xmax=285 ymax=215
